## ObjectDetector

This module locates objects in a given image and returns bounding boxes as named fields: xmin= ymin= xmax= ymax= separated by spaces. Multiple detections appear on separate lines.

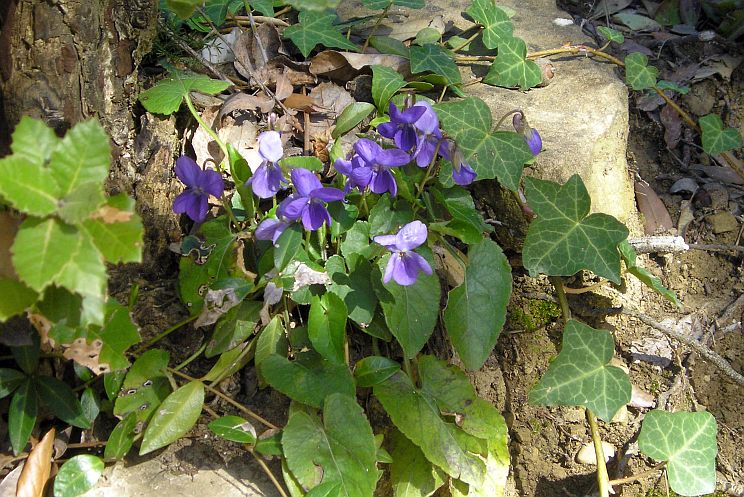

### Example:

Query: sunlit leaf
xmin=363 ymin=0 xmax=424 ymax=9
xmin=333 ymin=102 xmax=376 ymax=140
xmin=50 ymin=120 xmax=110 ymax=200
xmin=17 ymin=428 xmax=54 ymax=497
xmin=10 ymin=116 xmax=59 ymax=167
xmin=208 ymin=415 xmax=257 ymax=444
xmin=103 ymin=413 xmax=137 ymax=461
xmin=0 ymin=156 xmax=60 ymax=217
xmin=274 ymin=224 xmax=303 ymax=272
xmin=0 ymin=279 xmax=38 ymax=321
xmin=308 ymin=292 xmax=347 ymax=364
xmin=140 ymin=380 xmax=205 ymax=455
xmin=53 ymin=455 xmax=104 ymax=497
xmin=389 ymin=429 xmax=446 ymax=497
xmin=283 ymin=11 xmax=359 ymax=58
xmin=483 ymin=36 xmax=541 ymax=90
xmin=624 ymin=52 xmax=658 ymax=90
xmin=81 ymin=195 xmax=143 ymax=264
xmin=409 ymin=44 xmax=461 ymax=85
xmin=699 ymin=113 xmax=743 ymax=156
xmin=465 ymin=0 xmax=513 ymax=49
xmin=371 ymin=65 xmax=407 ymax=112
xmin=326 ymin=255 xmax=377 ymax=326
xmin=207 ymin=300 xmax=261 ymax=357
xmin=285 ymin=0 xmax=342 ymax=11
xmin=597 ymin=26 xmax=624 ymax=43
xmin=138 ymin=72 xmax=232 ymax=115
xmin=618 ymin=240 xmax=680 ymax=308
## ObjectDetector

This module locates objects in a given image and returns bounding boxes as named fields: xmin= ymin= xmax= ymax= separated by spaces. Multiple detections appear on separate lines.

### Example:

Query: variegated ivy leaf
xmin=465 ymin=0 xmax=513 ymax=49
xmin=409 ymin=44 xmax=461 ymax=86
xmin=624 ymin=52 xmax=658 ymax=90
xmin=283 ymin=11 xmax=359 ymax=58
xmin=699 ymin=113 xmax=743 ymax=156
xmin=483 ymin=36 xmax=541 ymax=90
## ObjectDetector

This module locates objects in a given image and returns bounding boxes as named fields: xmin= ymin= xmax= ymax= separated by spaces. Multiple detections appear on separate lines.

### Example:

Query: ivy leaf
xmin=483 ymin=37 xmax=542 ymax=90
xmin=0 ymin=279 xmax=38 ymax=321
xmin=374 ymin=371 xmax=486 ymax=486
xmin=528 ymin=320 xmax=631 ymax=421
xmin=103 ymin=413 xmax=137 ymax=461
xmin=369 ymin=36 xmax=410 ymax=58
xmin=375 ymin=254 xmax=441 ymax=359
xmin=618 ymin=241 xmax=680 ymax=308
xmin=140 ymin=380 xmax=205 ymax=455
xmin=699 ymin=113 xmax=743 ymax=155
xmin=371 ymin=65 xmax=407 ymax=112
xmin=638 ymin=410 xmax=717 ymax=496
xmin=35 ymin=376 xmax=91 ymax=429
xmin=259 ymin=354 xmax=355 ymax=408
xmin=363 ymin=0 xmax=424 ymax=9
xmin=9 ymin=378 xmax=37 ymax=455
xmin=435 ymin=97 xmax=534 ymax=191
xmin=325 ymin=255 xmax=377 ymax=326
xmin=282 ymin=393 xmax=378 ymax=497
xmin=389 ymin=429 xmax=446 ymax=497
xmin=208 ymin=415 xmax=257 ymax=444
xmin=50 ymin=120 xmax=110 ymax=199
xmin=465 ymin=0 xmax=513 ymax=49
xmin=283 ymin=11 xmax=359 ymax=58
xmin=308 ymin=292 xmax=347 ymax=364
xmin=53 ymin=455 xmax=104 ymax=497
xmin=409 ymin=44 xmax=461 ymax=85
xmin=332 ymin=102 xmax=376 ymax=140
xmin=250 ymin=0 xmax=274 ymax=16
xmin=522 ymin=175 xmax=629 ymax=283
xmin=444 ymin=239 xmax=511 ymax=371
xmin=138 ymin=72 xmax=232 ymax=115
xmin=597 ymin=26 xmax=624 ymax=43
xmin=354 ymin=356 xmax=400 ymax=387
xmin=624 ymin=52 xmax=658 ymax=90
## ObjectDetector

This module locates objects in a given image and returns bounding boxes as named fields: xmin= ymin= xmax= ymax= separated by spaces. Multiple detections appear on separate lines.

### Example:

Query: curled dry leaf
xmin=190 ymin=106 xmax=224 ymax=167
xmin=356 ymin=15 xmax=445 ymax=42
xmin=233 ymin=25 xmax=282 ymax=82
xmin=63 ymin=338 xmax=109 ymax=375
xmin=635 ymin=180 xmax=674 ymax=234
xmin=283 ymin=93 xmax=323 ymax=113
xmin=217 ymin=116 xmax=259 ymax=163
xmin=17 ymin=428 xmax=55 ymax=497
xmin=219 ymin=92 xmax=275 ymax=118
xmin=0 ymin=463 xmax=24 ymax=497
xmin=27 ymin=313 xmax=53 ymax=349
xmin=195 ymin=287 xmax=245 ymax=328
xmin=274 ymin=71 xmax=294 ymax=101
xmin=307 ymin=82 xmax=354 ymax=140
xmin=309 ymin=50 xmax=410 ymax=80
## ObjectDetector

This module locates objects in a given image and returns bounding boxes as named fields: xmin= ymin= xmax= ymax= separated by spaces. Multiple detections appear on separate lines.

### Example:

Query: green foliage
xmin=389 ymin=429 xmax=446 ymax=497
xmin=308 ymin=292 xmax=347 ymax=363
xmin=619 ymin=240 xmax=681 ymax=308
xmin=139 ymin=72 xmax=231 ymax=115
xmin=522 ymin=175 xmax=629 ymax=284
xmin=624 ymin=53 xmax=659 ymax=90
xmin=638 ymin=410 xmax=718 ymax=496
xmin=466 ymin=0 xmax=513 ymax=49
xmin=483 ymin=37 xmax=542 ymax=90
xmin=208 ymin=415 xmax=257 ymax=443
xmin=363 ymin=0 xmax=424 ymax=9
xmin=353 ymin=356 xmax=400 ymax=387
xmin=371 ymin=65 xmax=407 ymax=112
xmin=140 ymin=380 xmax=205 ymax=454
xmin=283 ymin=11 xmax=359 ymax=58
xmin=699 ymin=113 xmax=744 ymax=155
xmin=9 ymin=378 xmax=37 ymax=454
xmin=53 ymin=455 xmax=105 ymax=497
xmin=528 ymin=320 xmax=631 ymax=421
xmin=325 ymin=255 xmax=378 ymax=325
xmin=409 ymin=44 xmax=461 ymax=86
xmin=104 ymin=413 xmax=138 ymax=461
xmin=597 ymin=26 xmax=624 ymax=43
xmin=333 ymin=102 xmax=376 ymax=139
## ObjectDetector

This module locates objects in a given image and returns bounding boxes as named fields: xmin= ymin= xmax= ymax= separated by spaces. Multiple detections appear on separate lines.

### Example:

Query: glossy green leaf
xmin=9 ymin=378 xmax=37 ymax=454
xmin=80 ymin=387 xmax=100 ymax=424
xmin=522 ymin=175 xmax=629 ymax=283
xmin=341 ymin=221 xmax=375 ymax=260
xmin=638 ymin=410 xmax=717 ymax=496
xmin=699 ymin=113 xmax=743 ymax=155
xmin=36 ymin=376 xmax=91 ymax=429
xmin=368 ymin=194 xmax=414 ymax=236
xmin=528 ymin=320 xmax=631 ymax=421
xmin=332 ymin=102 xmax=376 ymax=140
xmin=389 ymin=429 xmax=446 ymax=497
xmin=655 ymin=80 xmax=689 ymax=94
xmin=597 ymin=26 xmax=624 ymax=43
xmin=283 ymin=11 xmax=359 ymax=58
xmin=465 ymin=0 xmax=513 ymax=49
xmin=103 ymin=370 xmax=126 ymax=402
xmin=138 ymin=72 xmax=232 ymax=115
xmin=371 ymin=66 xmax=406 ymax=113
xmin=328 ymin=202 xmax=359 ymax=237
xmin=325 ymin=256 xmax=377 ymax=326
xmin=368 ymin=36 xmax=410 ymax=58
xmin=624 ymin=52 xmax=659 ymax=90
xmin=308 ymin=292 xmax=347 ymax=364
xmin=283 ymin=393 xmax=377 ymax=497
xmin=435 ymin=98 xmax=533 ymax=190
xmin=255 ymin=430 xmax=284 ymax=456
xmin=140 ymin=380 xmax=205 ymax=455
xmin=104 ymin=412 xmax=138 ymax=461
xmin=208 ymin=415 xmax=257 ymax=444
xmin=274 ymin=223 xmax=303 ymax=272
xmin=363 ymin=0 xmax=424 ymax=8
xmin=418 ymin=355 xmax=476 ymax=412
xmin=0 ymin=368 xmax=27 ymax=399
xmin=619 ymin=240 xmax=680 ymax=308
xmin=409 ymin=44 xmax=461 ymax=85
xmin=483 ymin=36 xmax=541 ymax=90
xmin=0 ymin=278 xmax=38 ymax=321
xmin=50 ymin=119 xmax=110 ymax=199
xmin=444 ymin=239 xmax=511 ymax=370
xmin=259 ymin=354 xmax=355 ymax=408
xmin=374 ymin=371 xmax=486 ymax=486
xmin=414 ymin=27 xmax=441 ymax=45
xmin=375 ymin=253 xmax=441 ymax=359
xmin=11 ymin=334 xmax=39 ymax=375
xmin=0 ymin=157 xmax=60 ymax=216
xmin=255 ymin=316 xmax=289 ymax=369
xmin=207 ymin=300 xmax=261 ymax=357
xmin=281 ymin=156 xmax=324 ymax=172
xmin=53 ymin=455 xmax=104 ymax=497
xmin=114 ymin=349 xmax=171 ymax=424
xmin=440 ymin=186 xmax=492 ymax=241
xmin=354 ymin=356 xmax=400 ymax=387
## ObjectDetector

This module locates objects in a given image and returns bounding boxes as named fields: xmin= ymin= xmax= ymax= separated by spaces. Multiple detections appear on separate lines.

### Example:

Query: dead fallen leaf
xmin=217 ymin=116 xmax=259 ymax=163
xmin=0 ymin=463 xmax=24 ymax=497
xmin=635 ymin=180 xmax=675 ymax=234
xmin=195 ymin=287 xmax=245 ymax=328
xmin=233 ymin=24 xmax=282 ymax=82
xmin=53 ymin=428 xmax=72 ymax=460
xmin=660 ymin=103 xmax=682 ymax=149
xmin=17 ymin=428 xmax=55 ymax=497
xmin=591 ymin=0 xmax=634 ymax=18
xmin=283 ymin=93 xmax=323 ymax=113
xmin=274 ymin=70 xmax=294 ymax=101
xmin=27 ymin=313 xmax=54 ymax=350
xmin=690 ymin=164 xmax=744 ymax=185
xmin=309 ymin=50 xmax=410 ymax=80
xmin=0 ymin=212 xmax=19 ymax=279
xmin=190 ymin=106 xmax=224 ymax=168
xmin=201 ymin=27 xmax=240 ymax=64
xmin=219 ymin=92 xmax=275 ymax=119
xmin=692 ymin=54 xmax=744 ymax=82
xmin=356 ymin=15 xmax=445 ymax=42
xmin=307 ymin=82 xmax=354 ymax=140
xmin=63 ymin=338 xmax=109 ymax=375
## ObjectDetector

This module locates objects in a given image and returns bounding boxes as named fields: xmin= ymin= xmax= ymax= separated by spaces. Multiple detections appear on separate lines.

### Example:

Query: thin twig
xmin=157 ymin=19 xmax=234 ymax=85
xmin=563 ymin=280 xmax=606 ymax=294
xmin=227 ymin=14 xmax=290 ymax=28
xmin=689 ymin=243 xmax=744 ymax=254
xmin=608 ymin=462 xmax=666 ymax=486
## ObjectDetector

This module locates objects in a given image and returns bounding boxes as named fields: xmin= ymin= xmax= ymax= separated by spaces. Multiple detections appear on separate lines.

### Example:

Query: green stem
xmin=184 ymin=93 xmax=229 ymax=171
xmin=361 ymin=4 xmax=391 ymax=53
xmin=174 ymin=343 xmax=207 ymax=371
xmin=549 ymin=276 xmax=571 ymax=324
xmin=415 ymin=141 xmax=442 ymax=201
xmin=587 ymin=408 xmax=611 ymax=497
xmin=450 ymin=27 xmax=482 ymax=53
xmin=132 ymin=314 xmax=198 ymax=355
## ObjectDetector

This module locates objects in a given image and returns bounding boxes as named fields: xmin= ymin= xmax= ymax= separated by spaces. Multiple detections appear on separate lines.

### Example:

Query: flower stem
xmin=494 ymin=109 xmax=523 ymax=131
xmin=184 ymin=92 xmax=229 ymax=172
xmin=174 ymin=343 xmax=207 ymax=371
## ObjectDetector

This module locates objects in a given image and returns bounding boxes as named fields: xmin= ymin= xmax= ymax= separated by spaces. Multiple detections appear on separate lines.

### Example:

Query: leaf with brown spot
xmin=17 ymin=428 xmax=55 ymax=497
xmin=63 ymin=338 xmax=108 ymax=375
xmin=635 ymin=180 xmax=674 ymax=234
xmin=90 ymin=205 xmax=134 ymax=224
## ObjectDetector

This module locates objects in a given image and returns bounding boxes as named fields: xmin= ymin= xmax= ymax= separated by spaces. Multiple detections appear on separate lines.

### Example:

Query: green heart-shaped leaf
xmin=624 ymin=52 xmax=658 ymax=90
xmin=483 ymin=36 xmax=541 ymax=90
xmin=466 ymin=0 xmax=513 ymax=49
xmin=699 ymin=113 xmax=743 ymax=155
xmin=138 ymin=72 xmax=232 ymax=115
xmin=597 ymin=26 xmax=624 ymax=44
xmin=371 ymin=65 xmax=407 ymax=112
xmin=283 ymin=11 xmax=359 ymax=58
xmin=308 ymin=292 xmax=347 ymax=364
xmin=208 ymin=415 xmax=257 ymax=444
xmin=410 ymin=44 xmax=461 ymax=85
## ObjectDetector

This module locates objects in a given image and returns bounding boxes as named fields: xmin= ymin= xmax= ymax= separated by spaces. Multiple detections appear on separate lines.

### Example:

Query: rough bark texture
xmin=0 ymin=0 xmax=182 ymax=276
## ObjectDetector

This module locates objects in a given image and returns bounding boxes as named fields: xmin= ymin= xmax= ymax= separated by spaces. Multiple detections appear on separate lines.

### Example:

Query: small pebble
xmin=576 ymin=441 xmax=615 ymax=465
xmin=629 ymin=385 xmax=655 ymax=408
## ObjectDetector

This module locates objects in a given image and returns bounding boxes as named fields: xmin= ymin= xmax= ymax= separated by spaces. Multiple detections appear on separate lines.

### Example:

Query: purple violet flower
xmin=411 ymin=101 xmax=444 ymax=168
xmin=350 ymin=139 xmax=411 ymax=197
xmin=378 ymin=103 xmax=427 ymax=152
xmin=440 ymin=140 xmax=477 ymax=186
xmin=255 ymin=217 xmax=290 ymax=245
xmin=279 ymin=168 xmax=345 ymax=231
xmin=374 ymin=221 xmax=433 ymax=286
xmin=173 ymin=156 xmax=224 ymax=223
xmin=513 ymin=113 xmax=542 ymax=156
xmin=248 ymin=131 xmax=287 ymax=199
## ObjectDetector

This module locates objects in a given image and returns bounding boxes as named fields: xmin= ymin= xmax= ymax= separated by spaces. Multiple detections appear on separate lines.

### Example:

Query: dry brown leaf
xmin=309 ymin=50 xmax=410 ymax=80
xmin=217 ymin=117 xmax=259 ymax=163
xmin=27 ymin=313 xmax=54 ymax=349
xmin=17 ymin=428 xmax=55 ymax=497
xmin=233 ymin=25 xmax=282 ymax=81
xmin=635 ymin=180 xmax=674 ymax=234
xmin=190 ymin=106 xmax=224 ymax=167
xmin=660 ymin=103 xmax=682 ymax=149
xmin=307 ymin=82 xmax=354 ymax=140
xmin=63 ymin=338 xmax=109 ymax=375
xmin=0 ymin=463 xmax=24 ymax=497
xmin=219 ymin=92 xmax=274 ymax=119
xmin=356 ymin=15 xmax=445 ymax=41
xmin=283 ymin=93 xmax=323 ymax=112
xmin=433 ymin=245 xmax=466 ymax=287
xmin=0 ymin=212 xmax=19 ymax=279
xmin=692 ymin=54 xmax=744 ymax=82
xmin=90 ymin=205 xmax=134 ymax=223
xmin=274 ymin=71 xmax=294 ymax=101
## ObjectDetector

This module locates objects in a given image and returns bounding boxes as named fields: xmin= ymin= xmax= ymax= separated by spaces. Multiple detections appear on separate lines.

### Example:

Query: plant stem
xmin=562 ymin=280 xmax=606 ymax=294
xmin=548 ymin=276 xmax=571 ymax=324
xmin=587 ymin=408 xmax=611 ymax=497
xmin=450 ymin=27 xmax=483 ymax=53
xmin=132 ymin=314 xmax=198 ymax=355
xmin=184 ymin=93 xmax=229 ymax=170
xmin=608 ymin=462 xmax=666 ymax=486
xmin=174 ymin=343 xmax=207 ymax=371
xmin=248 ymin=449 xmax=290 ymax=497
xmin=494 ymin=109 xmax=522 ymax=131
xmin=361 ymin=4 xmax=391 ymax=53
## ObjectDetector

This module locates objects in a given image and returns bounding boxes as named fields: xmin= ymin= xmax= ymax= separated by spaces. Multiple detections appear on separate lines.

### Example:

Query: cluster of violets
xmin=173 ymin=103 xmax=542 ymax=285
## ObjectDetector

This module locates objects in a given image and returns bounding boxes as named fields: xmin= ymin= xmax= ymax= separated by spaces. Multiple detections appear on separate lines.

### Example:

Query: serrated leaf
xmin=333 ymin=102 xmax=376 ymax=140
xmin=140 ymin=380 xmax=204 ymax=455
xmin=82 ymin=197 xmax=143 ymax=263
xmin=374 ymin=371 xmax=486 ymax=486
xmin=597 ymin=26 xmax=624 ymax=43
xmin=283 ymin=11 xmax=359 ymax=58
xmin=326 ymin=255 xmax=377 ymax=326
xmin=259 ymin=354 xmax=355 ymax=408
xmin=699 ymin=113 xmax=743 ymax=155
xmin=9 ymin=378 xmax=37 ymax=454
xmin=619 ymin=240 xmax=680 ymax=308
xmin=389 ymin=429 xmax=446 ymax=497
xmin=53 ymin=455 xmax=104 ymax=497
xmin=36 ymin=376 xmax=91 ymax=429
xmin=465 ymin=0 xmax=513 ymax=49
xmin=283 ymin=393 xmax=377 ymax=497
xmin=308 ymin=292 xmax=347 ymax=364
xmin=10 ymin=116 xmax=59 ymax=166
xmin=0 ymin=156 xmax=60 ymax=216
xmin=522 ymin=175 xmax=629 ymax=283
xmin=624 ymin=52 xmax=659 ymax=90
xmin=483 ymin=36 xmax=541 ymax=90
xmin=138 ymin=72 xmax=232 ymax=115
xmin=444 ymin=239 xmax=511 ymax=370
xmin=354 ymin=356 xmax=400 ymax=387
xmin=58 ymin=182 xmax=105 ymax=225
xmin=638 ymin=410 xmax=717 ymax=496
xmin=0 ymin=279 xmax=38 ymax=321
xmin=435 ymin=97 xmax=533 ymax=191
xmin=375 ymin=254 xmax=440 ymax=359
xmin=50 ymin=119 xmax=110 ymax=198
xmin=409 ymin=44 xmax=461 ymax=85
xmin=208 ymin=415 xmax=257 ymax=443
xmin=0 ymin=368 xmax=27 ymax=399
xmin=528 ymin=320 xmax=631 ymax=421
xmin=371 ymin=65 xmax=407 ymax=112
